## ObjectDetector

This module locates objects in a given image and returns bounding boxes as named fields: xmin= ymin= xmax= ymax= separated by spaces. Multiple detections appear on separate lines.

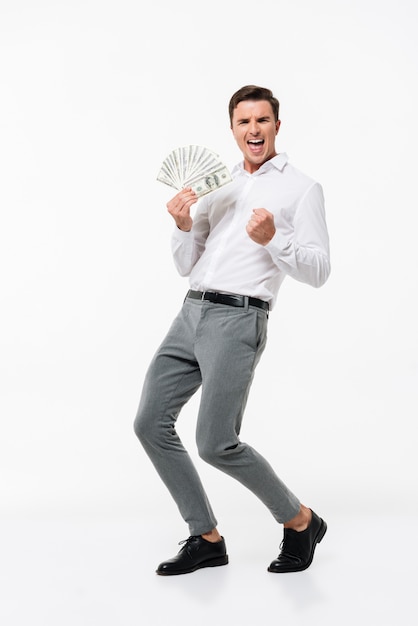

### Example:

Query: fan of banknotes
xmin=157 ymin=145 xmax=232 ymax=197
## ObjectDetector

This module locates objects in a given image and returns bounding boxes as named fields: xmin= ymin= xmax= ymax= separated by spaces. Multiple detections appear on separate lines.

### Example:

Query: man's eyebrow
xmin=235 ymin=115 xmax=273 ymax=123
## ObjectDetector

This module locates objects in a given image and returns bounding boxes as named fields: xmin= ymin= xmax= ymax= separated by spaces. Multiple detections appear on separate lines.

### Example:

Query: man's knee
xmin=133 ymin=411 xmax=144 ymax=441
xmin=134 ymin=406 xmax=176 ymax=452
xmin=133 ymin=409 xmax=155 ymax=446
xmin=197 ymin=438 xmax=239 ymax=466
xmin=197 ymin=441 xmax=216 ymax=465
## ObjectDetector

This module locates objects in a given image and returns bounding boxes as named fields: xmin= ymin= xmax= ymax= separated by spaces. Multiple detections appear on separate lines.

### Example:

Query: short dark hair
xmin=229 ymin=85 xmax=280 ymax=124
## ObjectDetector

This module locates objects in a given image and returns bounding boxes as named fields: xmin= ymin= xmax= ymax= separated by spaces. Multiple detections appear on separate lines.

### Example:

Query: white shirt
xmin=171 ymin=153 xmax=330 ymax=309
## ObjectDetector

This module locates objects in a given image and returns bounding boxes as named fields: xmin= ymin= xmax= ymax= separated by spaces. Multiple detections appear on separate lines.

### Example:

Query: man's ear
xmin=276 ymin=120 xmax=281 ymax=135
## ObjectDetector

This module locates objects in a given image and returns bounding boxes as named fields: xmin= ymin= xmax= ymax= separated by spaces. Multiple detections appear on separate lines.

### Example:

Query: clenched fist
xmin=246 ymin=208 xmax=276 ymax=245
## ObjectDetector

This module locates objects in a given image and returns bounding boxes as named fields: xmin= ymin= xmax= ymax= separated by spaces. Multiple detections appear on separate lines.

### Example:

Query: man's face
xmin=231 ymin=99 xmax=281 ymax=173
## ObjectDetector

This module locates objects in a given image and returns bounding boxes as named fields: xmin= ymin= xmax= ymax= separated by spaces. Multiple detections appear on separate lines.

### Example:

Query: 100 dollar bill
xmin=188 ymin=166 xmax=232 ymax=197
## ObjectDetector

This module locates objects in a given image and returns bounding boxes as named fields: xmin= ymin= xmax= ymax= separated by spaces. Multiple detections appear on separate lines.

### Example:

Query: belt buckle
xmin=200 ymin=291 xmax=206 ymax=301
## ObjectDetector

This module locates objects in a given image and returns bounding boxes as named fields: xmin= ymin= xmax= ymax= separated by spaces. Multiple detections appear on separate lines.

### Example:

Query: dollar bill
xmin=156 ymin=145 xmax=232 ymax=196
xmin=188 ymin=166 xmax=232 ymax=197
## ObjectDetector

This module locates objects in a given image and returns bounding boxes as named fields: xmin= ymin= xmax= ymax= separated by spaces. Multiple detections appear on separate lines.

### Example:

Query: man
xmin=134 ymin=85 xmax=330 ymax=575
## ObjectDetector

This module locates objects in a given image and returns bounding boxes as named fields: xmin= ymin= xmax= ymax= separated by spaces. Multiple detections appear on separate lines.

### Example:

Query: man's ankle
xmin=201 ymin=529 xmax=222 ymax=543
xmin=284 ymin=505 xmax=312 ymax=532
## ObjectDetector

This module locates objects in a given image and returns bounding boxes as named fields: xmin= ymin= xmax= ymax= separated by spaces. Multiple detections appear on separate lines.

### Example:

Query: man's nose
xmin=248 ymin=120 xmax=260 ymax=134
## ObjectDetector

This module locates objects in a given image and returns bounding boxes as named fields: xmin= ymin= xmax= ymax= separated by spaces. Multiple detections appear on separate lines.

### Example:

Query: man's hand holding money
xmin=167 ymin=187 xmax=197 ymax=232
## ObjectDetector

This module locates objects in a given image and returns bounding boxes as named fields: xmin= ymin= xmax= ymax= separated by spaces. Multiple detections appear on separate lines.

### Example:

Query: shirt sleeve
xmin=264 ymin=182 xmax=331 ymax=288
xmin=171 ymin=197 xmax=210 ymax=276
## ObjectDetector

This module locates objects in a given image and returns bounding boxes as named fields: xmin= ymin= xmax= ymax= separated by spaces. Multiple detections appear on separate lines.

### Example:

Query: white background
xmin=1 ymin=1 xmax=417 ymax=624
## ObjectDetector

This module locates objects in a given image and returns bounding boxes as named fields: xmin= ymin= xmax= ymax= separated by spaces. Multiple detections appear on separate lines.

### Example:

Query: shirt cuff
xmin=264 ymin=230 xmax=292 ymax=257
xmin=172 ymin=226 xmax=194 ymax=241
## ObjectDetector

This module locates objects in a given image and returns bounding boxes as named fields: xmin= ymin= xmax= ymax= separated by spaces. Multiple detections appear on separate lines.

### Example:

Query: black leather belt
xmin=186 ymin=290 xmax=269 ymax=312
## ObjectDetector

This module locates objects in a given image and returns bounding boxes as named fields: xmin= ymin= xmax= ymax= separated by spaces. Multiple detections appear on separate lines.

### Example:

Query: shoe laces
xmin=178 ymin=536 xmax=200 ymax=546
xmin=178 ymin=536 xmax=200 ymax=554
xmin=278 ymin=534 xmax=302 ymax=562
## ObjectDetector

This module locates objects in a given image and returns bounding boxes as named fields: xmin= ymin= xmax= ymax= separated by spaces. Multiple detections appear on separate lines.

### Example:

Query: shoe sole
xmin=267 ymin=519 xmax=327 ymax=573
xmin=156 ymin=555 xmax=229 ymax=576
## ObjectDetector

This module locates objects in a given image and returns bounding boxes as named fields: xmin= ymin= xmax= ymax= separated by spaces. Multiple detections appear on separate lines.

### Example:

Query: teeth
xmin=248 ymin=140 xmax=263 ymax=144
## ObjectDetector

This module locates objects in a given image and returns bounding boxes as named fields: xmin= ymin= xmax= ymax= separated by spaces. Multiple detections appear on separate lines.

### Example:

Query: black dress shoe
xmin=268 ymin=510 xmax=327 ymax=573
xmin=156 ymin=535 xmax=229 ymax=576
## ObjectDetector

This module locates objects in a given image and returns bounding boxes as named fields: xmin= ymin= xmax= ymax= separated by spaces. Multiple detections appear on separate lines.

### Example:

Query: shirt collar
xmin=232 ymin=152 xmax=289 ymax=177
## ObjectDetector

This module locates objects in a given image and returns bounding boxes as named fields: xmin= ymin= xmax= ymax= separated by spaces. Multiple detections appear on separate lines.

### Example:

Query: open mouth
xmin=247 ymin=139 xmax=264 ymax=154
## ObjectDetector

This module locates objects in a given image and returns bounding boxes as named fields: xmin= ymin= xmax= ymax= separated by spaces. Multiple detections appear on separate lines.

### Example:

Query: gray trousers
xmin=134 ymin=296 xmax=300 ymax=536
